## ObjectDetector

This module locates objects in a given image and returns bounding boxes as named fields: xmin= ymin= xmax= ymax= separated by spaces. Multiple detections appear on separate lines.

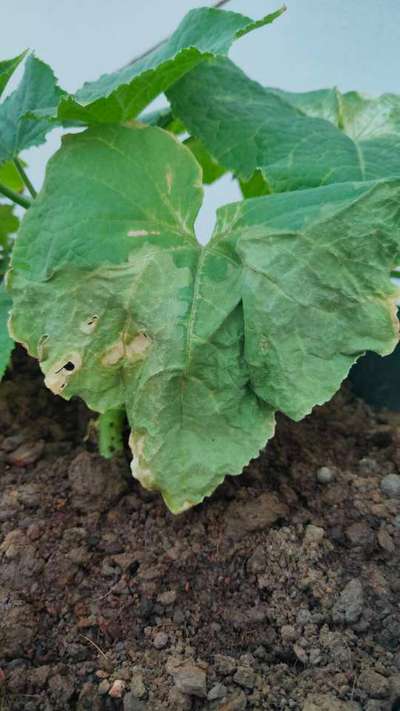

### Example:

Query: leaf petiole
xmin=13 ymin=158 xmax=37 ymax=198
xmin=0 ymin=181 xmax=31 ymax=209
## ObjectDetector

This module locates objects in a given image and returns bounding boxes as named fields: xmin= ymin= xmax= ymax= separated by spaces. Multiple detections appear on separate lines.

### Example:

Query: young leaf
xmin=43 ymin=7 xmax=284 ymax=125
xmin=8 ymin=125 xmax=400 ymax=513
xmin=0 ymin=51 xmax=27 ymax=99
xmin=0 ymin=54 xmax=64 ymax=166
xmin=168 ymin=58 xmax=400 ymax=191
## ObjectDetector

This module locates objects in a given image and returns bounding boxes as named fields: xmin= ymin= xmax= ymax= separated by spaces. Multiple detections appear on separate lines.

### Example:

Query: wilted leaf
xmin=0 ymin=54 xmax=64 ymax=165
xmin=8 ymin=125 xmax=400 ymax=512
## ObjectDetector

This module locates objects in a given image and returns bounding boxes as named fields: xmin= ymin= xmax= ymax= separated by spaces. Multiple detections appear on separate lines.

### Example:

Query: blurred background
xmin=2 ymin=0 xmax=400 ymax=242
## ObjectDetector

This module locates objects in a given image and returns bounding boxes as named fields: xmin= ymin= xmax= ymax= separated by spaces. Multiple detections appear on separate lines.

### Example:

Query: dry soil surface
xmin=1 ymin=352 xmax=400 ymax=711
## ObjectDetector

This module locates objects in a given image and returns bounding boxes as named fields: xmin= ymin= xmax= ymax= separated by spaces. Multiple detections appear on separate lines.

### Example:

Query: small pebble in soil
xmin=129 ymin=670 xmax=146 ymax=699
xmin=358 ymin=669 xmax=389 ymax=698
xmin=377 ymin=527 xmax=395 ymax=553
xmin=380 ymin=473 xmax=400 ymax=498
xmin=208 ymin=682 xmax=228 ymax=700
xmin=233 ymin=666 xmax=256 ymax=689
xmin=98 ymin=679 xmax=110 ymax=696
xmin=7 ymin=440 xmax=44 ymax=467
xmin=214 ymin=654 xmax=237 ymax=675
xmin=281 ymin=625 xmax=297 ymax=642
xmin=169 ymin=661 xmax=207 ymax=698
xmin=108 ymin=679 xmax=126 ymax=698
xmin=316 ymin=466 xmax=336 ymax=484
xmin=304 ymin=524 xmax=325 ymax=545
xmin=157 ymin=590 xmax=177 ymax=606
xmin=153 ymin=631 xmax=169 ymax=649
xmin=219 ymin=689 xmax=247 ymax=711
xmin=332 ymin=578 xmax=364 ymax=624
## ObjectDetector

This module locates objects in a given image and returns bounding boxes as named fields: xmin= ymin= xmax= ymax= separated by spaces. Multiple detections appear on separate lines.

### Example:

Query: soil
xmin=1 ymin=350 xmax=400 ymax=711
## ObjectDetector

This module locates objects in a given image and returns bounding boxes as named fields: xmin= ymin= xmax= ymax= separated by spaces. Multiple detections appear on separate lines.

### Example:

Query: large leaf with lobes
xmin=168 ymin=58 xmax=400 ymax=191
xmin=8 ymin=125 xmax=400 ymax=512
xmin=40 ymin=7 xmax=283 ymax=125
xmin=0 ymin=54 xmax=64 ymax=166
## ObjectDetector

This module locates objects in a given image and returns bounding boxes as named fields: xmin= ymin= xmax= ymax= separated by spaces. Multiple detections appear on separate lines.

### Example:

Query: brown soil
xmin=1 ymin=350 xmax=400 ymax=711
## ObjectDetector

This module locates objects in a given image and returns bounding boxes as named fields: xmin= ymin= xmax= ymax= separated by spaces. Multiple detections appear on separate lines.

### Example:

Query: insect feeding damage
xmin=45 ymin=352 xmax=82 ymax=394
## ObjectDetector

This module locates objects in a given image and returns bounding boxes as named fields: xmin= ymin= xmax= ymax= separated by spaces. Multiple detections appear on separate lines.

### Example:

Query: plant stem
xmin=127 ymin=0 xmax=234 ymax=66
xmin=13 ymin=158 xmax=37 ymax=198
xmin=0 ymin=182 xmax=31 ymax=209
xmin=97 ymin=408 xmax=126 ymax=459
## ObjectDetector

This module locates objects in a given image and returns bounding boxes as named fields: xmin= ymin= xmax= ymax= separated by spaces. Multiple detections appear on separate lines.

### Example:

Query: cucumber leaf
xmin=0 ymin=282 xmax=13 ymax=378
xmin=8 ymin=125 xmax=400 ymax=512
xmin=0 ymin=158 xmax=25 ymax=377
xmin=0 ymin=160 xmax=25 ymax=193
xmin=184 ymin=137 xmax=226 ymax=184
xmin=0 ymin=54 xmax=64 ymax=165
xmin=0 ymin=204 xmax=18 ymax=272
xmin=271 ymin=87 xmax=400 ymax=181
xmin=168 ymin=58 xmax=400 ymax=191
xmin=168 ymin=58 xmax=360 ymax=191
xmin=0 ymin=51 xmax=27 ymax=99
xmin=35 ymin=7 xmax=284 ymax=125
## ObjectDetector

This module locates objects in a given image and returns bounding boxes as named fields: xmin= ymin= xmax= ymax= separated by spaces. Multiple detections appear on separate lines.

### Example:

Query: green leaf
xmin=0 ymin=54 xmax=64 ymax=165
xmin=0 ymin=184 xmax=20 ymax=274
xmin=240 ymin=169 xmax=270 ymax=198
xmin=168 ymin=58 xmax=361 ymax=192
xmin=169 ymin=59 xmax=400 ymax=192
xmin=0 ymin=160 xmax=25 ymax=193
xmin=212 ymin=181 xmax=400 ymax=420
xmin=45 ymin=6 xmax=284 ymax=125
xmin=8 ymin=125 xmax=400 ymax=512
xmin=273 ymin=87 xmax=400 ymax=181
xmin=0 ymin=282 xmax=13 ymax=378
xmin=269 ymin=87 xmax=342 ymax=125
xmin=0 ymin=51 xmax=27 ymax=99
xmin=184 ymin=137 xmax=226 ymax=184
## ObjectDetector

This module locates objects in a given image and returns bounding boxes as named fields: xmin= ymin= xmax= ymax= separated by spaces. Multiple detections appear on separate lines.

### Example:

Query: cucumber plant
xmin=2 ymin=5 xmax=400 ymax=513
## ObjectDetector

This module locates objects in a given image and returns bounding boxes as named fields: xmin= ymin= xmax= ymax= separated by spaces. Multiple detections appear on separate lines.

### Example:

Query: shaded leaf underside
xmin=8 ymin=125 xmax=400 ymax=512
